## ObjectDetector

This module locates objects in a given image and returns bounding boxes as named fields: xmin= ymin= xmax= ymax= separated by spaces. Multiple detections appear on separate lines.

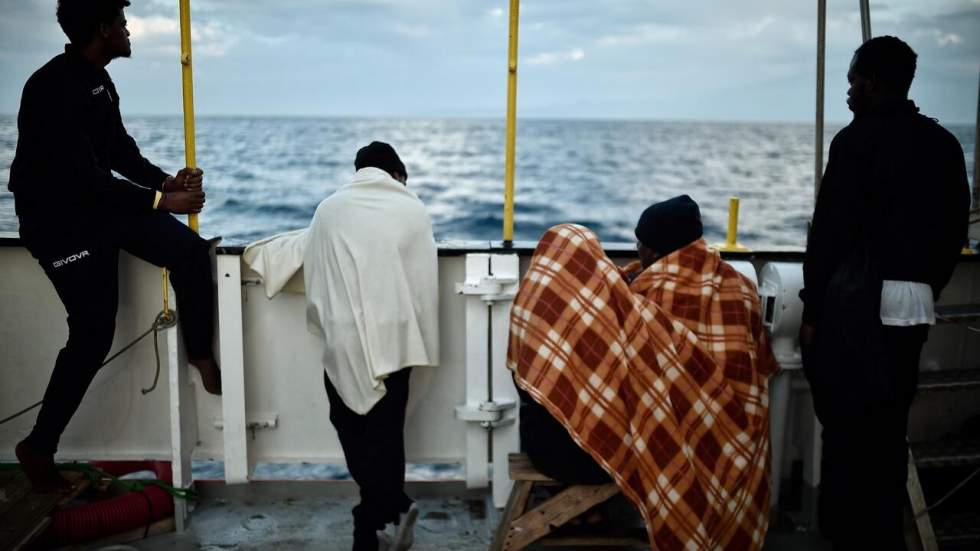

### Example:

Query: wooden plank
xmin=0 ymin=470 xmax=89 ymax=551
xmin=0 ymin=471 xmax=34 ymax=519
xmin=906 ymin=450 xmax=939 ymax=551
xmin=11 ymin=517 xmax=49 ymax=551
xmin=912 ymin=438 xmax=980 ymax=469
xmin=491 ymin=480 xmax=532 ymax=551
xmin=537 ymin=536 xmax=648 ymax=547
xmin=508 ymin=453 xmax=556 ymax=482
xmin=505 ymin=483 xmax=620 ymax=550
xmin=917 ymin=369 xmax=980 ymax=392
xmin=935 ymin=304 xmax=980 ymax=324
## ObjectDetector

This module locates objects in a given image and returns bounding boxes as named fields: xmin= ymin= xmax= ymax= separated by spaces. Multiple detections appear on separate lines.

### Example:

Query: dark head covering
xmin=354 ymin=141 xmax=406 ymax=179
xmin=634 ymin=195 xmax=703 ymax=255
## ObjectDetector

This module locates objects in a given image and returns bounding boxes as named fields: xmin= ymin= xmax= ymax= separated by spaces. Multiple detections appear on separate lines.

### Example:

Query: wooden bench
xmin=0 ymin=469 xmax=90 ymax=551
xmin=490 ymin=453 xmax=647 ymax=550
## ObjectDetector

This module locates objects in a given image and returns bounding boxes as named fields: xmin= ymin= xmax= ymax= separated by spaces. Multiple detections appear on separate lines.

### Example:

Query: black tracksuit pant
xmin=23 ymin=210 xmax=214 ymax=456
xmin=323 ymin=368 xmax=414 ymax=535
xmin=517 ymin=385 xmax=610 ymax=485
xmin=807 ymin=324 xmax=929 ymax=551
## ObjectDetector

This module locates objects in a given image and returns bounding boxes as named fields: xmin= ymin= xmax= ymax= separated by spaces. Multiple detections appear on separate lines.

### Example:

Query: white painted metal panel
xmin=217 ymin=255 xmax=249 ymax=483
xmin=489 ymin=254 xmax=520 ymax=508
xmin=188 ymin=255 xmax=470 ymax=466
xmin=166 ymin=321 xmax=197 ymax=531
xmin=458 ymin=254 xmax=491 ymax=488
xmin=1 ymin=242 xmax=976 ymax=509
xmin=0 ymin=247 xmax=176 ymax=462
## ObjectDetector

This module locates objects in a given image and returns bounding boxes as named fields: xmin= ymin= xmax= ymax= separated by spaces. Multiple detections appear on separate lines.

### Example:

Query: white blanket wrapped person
xmin=303 ymin=163 xmax=439 ymax=414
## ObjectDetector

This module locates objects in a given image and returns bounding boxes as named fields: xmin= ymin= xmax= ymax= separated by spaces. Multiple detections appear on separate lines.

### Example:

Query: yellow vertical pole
xmin=179 ymin=0 xmax=198 ymax=233
xmin=161 ymin=269 xmax=171 ymax=315
xmin=715 ymin=196 xmax=750 ymax=252
xmin=502 ymin=0 xmax=520 ymax=246
xmin=162 ymin=0 xmax=198 ymax=317
xmin=726 ymin=197 xmax=740 ymax=248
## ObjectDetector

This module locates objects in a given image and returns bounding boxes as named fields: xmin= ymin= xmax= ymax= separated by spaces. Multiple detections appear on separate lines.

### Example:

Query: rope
xmin=62 ymin=463 xmax=198 ymax=501
xmin=0 ymin=310 xmax=178 ymax=426
xmin=142 ymin=310 xmax=178 ymax=395
xmin=914 ymin=465 xmax=980 ymax=519
xmin=0 ymin=462 xmax=198 ymax=500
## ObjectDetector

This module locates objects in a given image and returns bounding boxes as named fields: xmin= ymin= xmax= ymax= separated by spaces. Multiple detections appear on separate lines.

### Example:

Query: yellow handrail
xmin=502 ymin=0 xmax=520 ymax=245
xmin=162 ymin=0 xmax=199 ymax=317
xmin=179 ymin=0 xmax=198 ymax=233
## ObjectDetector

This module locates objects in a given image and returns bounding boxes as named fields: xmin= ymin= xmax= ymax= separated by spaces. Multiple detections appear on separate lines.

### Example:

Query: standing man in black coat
xmin=9 ymin=0 xmax=221 ymax=491
xmin=800 ymin=36 xmax=970 ymax=550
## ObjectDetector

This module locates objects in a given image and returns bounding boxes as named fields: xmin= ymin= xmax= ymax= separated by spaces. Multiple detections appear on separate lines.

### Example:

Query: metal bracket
xmin=454 ymin=400 xmax=517 ymax=429
xmin=455 ymin=275 xmax=518 ymax=303
xmin=214 ymin=413 xmax=278 ymax=431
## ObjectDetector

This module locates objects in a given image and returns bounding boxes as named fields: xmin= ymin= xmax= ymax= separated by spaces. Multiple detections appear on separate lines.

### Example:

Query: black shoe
xmin=352 ymin=527 xmax=380 ymax=551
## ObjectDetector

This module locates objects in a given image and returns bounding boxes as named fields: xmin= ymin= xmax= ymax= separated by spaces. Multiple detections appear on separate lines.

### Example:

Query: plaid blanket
xmin=507 ymin=224 xmax=778 ymax=550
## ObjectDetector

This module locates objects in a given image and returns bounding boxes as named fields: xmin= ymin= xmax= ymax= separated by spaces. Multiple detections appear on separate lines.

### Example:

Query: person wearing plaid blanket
xmin=508 ymin=195 xmax=778 ymax=550
xmin=800 ymin=37 xmax=970 ymax=551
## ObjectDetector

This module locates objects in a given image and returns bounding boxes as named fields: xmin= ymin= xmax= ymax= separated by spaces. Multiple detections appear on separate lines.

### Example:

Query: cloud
xmin=391 ymin=22 xmax=430 ymax=39
xmin=1 ymin=0 xmax=975 ymax=122
xmin=931 ymin=29 xmax=962 ymax=47
xmin=127 ymin=15 xmax=237 ymax=57
xmin=728 ymin=16 xmax=777 ymax=39
xmin=597 ymin=23 xmax=686 ymax=47
xmin=128 ymin=15 xmax=179 ymax=38
xmin=526 ymin=48 xmax=585 ymax=66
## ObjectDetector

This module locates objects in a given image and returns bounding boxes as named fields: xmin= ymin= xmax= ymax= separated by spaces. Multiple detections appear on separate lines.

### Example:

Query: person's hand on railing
xmin=159 ymin=189 xmax=204 ymax=214
xmin=164 ymin=167 xmax=204 ymax=193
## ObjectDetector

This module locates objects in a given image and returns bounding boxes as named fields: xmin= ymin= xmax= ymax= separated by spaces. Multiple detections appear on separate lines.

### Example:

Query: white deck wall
xmin=2 ymin=242 xmax=978 ymax=489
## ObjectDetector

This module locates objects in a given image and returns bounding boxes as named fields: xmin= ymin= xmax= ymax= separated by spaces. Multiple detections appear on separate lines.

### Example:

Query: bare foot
xmin=15 ymin=440 xmax=73 ymax=493
xmin=190 ymin=357 xmax=222 ymax=395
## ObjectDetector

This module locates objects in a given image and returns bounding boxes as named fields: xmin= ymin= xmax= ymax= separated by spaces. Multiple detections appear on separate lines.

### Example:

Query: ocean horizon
xmin=1 ymin=115 xmax=974 ymax=248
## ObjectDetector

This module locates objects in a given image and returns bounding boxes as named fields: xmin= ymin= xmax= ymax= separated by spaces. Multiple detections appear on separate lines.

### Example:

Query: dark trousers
xmin=23 ymin=210 xmax=214 ymax=455
xmin=807 ymin=324 xmax=928 ymax=551
xmin=517 ymin=385 xmax=610 ymax=485
xmin=324 ymin=368 xmax=414 ymax=534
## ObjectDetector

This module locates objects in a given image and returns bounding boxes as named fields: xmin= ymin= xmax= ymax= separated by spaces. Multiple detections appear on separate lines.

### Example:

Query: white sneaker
xmin=376 ymin=528 xmax=393 ymax=551
xmin=393 ymin=502 xmax=420 ymax=550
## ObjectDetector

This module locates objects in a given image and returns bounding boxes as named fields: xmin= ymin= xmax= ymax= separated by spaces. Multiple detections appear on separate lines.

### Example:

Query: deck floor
xmin=135 ymin=494 xmax=492 ymax=551
xmin=127 ymin=491 xmax=831 ymax=551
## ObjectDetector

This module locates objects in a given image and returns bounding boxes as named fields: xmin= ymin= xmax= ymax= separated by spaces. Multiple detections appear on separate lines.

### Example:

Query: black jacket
xmin=8 ymin=46 xmax=168 ymax=241
xmin=802 ymin=99 xmax=971 ymax=324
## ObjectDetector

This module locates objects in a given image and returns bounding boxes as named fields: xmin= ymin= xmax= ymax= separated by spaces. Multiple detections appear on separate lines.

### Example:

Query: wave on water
xmin=0 ymin=116 xmax=974 ymax=248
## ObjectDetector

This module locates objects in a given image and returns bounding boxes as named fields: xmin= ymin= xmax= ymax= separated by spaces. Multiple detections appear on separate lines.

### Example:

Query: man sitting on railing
xmin=9 ymin=0 xmax=221 ymax=493
xmin=508 ymin=196 xmax=778 ymax=550
xmin=304 ymin=142 xmax=439 ymax=551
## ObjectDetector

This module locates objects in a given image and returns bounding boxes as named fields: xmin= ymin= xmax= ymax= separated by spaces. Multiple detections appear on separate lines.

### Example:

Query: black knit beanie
xmin=634 ymin=195 xmax=703 ymax=255
xmin=354 ymin=141 xmax=406 ymax=179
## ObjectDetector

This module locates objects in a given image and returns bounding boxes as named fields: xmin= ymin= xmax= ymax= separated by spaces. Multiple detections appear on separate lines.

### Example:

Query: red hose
xmin=51 ymin=461 xmax=175 ymax=545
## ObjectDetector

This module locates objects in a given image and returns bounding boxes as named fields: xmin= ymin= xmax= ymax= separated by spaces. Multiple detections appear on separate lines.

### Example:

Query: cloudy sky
xmin=0 ymin=0 xmax=977 ymax=123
